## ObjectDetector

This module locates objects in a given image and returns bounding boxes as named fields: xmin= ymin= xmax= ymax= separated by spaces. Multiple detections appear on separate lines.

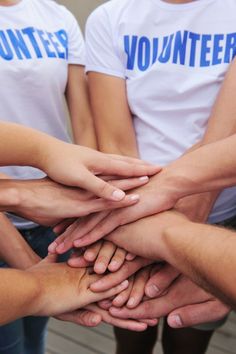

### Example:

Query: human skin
xmin=0 ymin=122 xmax=160 ymax=200
xmin=51 ymin=56 xmax=236 ymax=251
xmin=0 ymin=253 xmax=135 ymax=326
xmin=104 ymin=211 xmax=236 ymax=310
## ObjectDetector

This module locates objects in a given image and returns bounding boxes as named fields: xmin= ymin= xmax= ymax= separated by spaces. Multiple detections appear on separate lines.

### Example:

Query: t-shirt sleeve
xmin=64 ymin=8 xmax=85 ymax=65
xmin=85 ymin=6 xmax=125 ymax=78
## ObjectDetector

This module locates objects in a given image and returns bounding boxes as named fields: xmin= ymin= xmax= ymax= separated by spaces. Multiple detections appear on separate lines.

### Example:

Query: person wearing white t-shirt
xmin=83 ymin=0 xmax=236 ymax=353
xmin=0 ymin=0 xmax=95 ymax=353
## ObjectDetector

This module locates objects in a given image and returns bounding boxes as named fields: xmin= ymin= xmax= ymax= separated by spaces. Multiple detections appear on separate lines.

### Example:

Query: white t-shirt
xmin=86 ymin=0 xmax=236 ymax=223
xmin=0 ymin=0 xmax=85 ymax=228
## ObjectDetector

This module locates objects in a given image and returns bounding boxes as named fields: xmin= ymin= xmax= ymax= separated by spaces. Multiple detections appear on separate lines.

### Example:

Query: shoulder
xmin=30 ymin=0 xmax=78 ymax=24
xmin=87 ymin=0 xmax=133 ymax=26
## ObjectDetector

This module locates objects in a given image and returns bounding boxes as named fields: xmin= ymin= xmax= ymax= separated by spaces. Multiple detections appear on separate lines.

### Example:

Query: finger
xmin=94 ymin=154 xmax=161 ymax=178
xmin=90 ymin=280 xmax=130 ymax=303
xmin=68 ymin=256 xmax=93 ymax=268
xmin=112 ymin=277 xmax=134 ymax=307
xmin=127 ymin=267 xmax=151 ymax=308
xmin=56 ymin=211 xmax=110 ymax=255
xmin=145 ymin=264 xmax=180 ymax=298
xmin=74 ymin=206 xmax=132 ymax=248
xmin=75 ymin=193 xmax=140 ymax=216
xmin=98 ymin=299 xmax=113 ymax=310
xmin=90 ymin=258 xmax=153 ymax=292
xmin=71 ymin=211 xmax=110 ymax=244
xmin=74 ymin=167 xmax=128 ymax=201
xmin=53 ymin=218 xmax=76 ymax=235
xmin=109 ymin=176 xmax=149 ymax=191
xmin=86 ymin=304 xmax=148 ymax=332
xmin=94 ymin=241 xmax=116 ymax=274
xmin=57 ymin=310 xmax=102 ymax=327
xmin=167 ymin=301 xmax=230 ymax=328
xmin=84 ymin=241 xmax=103 ymax=262
xmin=48 ymin=220 xmax=80 ymax=254
xmin=43 ymin=253 xmax=58 ymax=264
xmin=140 ymin=319 xmax=159 ymax=326
xmin=109 ymin=300 xmax=155 ymax=320
xmin=108 ymin=247 xmax=127 ymax=272
xmin=126 ymin=253 xmax=136 ymax=261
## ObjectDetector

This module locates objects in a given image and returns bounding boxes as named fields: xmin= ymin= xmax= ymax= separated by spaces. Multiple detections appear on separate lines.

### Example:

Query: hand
xmin=106 ymin=211 xmax=188 ymax=261
xmin=145 ymin=263 xmax=180 ymax=298
xmin=27 ymin=253 xmax=130 ymax=317
xmin=68 ymin=240 xmax=127 ymax=274
xmin=51 ymin=174 xmax=179 ymax=248
xmin=4 ymin=177 xmax=145 ymax=226
xmin=48 ymin=174 xmax=156 ymax=253
xmin=89 ymin=257 xmax=153 ymax=293
xmin=57 ymin=304 xmax=157 ymax=331
xmin=38 ymin=140 xmax=161 ymax=201
xmin=109 ymin=276 xmax=230 ymax=327
xmin=112 ymin=265 xmax=153 ymax=309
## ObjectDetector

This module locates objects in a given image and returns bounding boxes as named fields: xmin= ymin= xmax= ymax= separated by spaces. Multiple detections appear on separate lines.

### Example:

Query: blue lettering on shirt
xmin=124 ymin=30 xmax=236 ymax=71
xmin=0 ymin=26 xmax=68 ymax=61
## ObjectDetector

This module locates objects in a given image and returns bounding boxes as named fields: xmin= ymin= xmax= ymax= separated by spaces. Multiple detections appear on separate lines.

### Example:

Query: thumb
xmin=42 ymin=253 xmax=58 ymax=264
xmin=167 ymin=301 xmax=229 ymax=328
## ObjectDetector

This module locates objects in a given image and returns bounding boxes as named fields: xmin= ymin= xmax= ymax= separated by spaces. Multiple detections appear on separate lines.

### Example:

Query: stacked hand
xmin=47 ymin=172 xmax=230 ymax=330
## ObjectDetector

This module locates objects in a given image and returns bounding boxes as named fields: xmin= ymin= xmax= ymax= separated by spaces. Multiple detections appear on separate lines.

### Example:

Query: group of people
xmin=1 ymin=0 xmax=236 ymax=354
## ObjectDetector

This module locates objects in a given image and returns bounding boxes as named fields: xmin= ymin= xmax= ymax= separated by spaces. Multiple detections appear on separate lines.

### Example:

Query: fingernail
xmin=147 ymin=284 xmax=160 ymax=298
xmin=85 ymin=252 xmax=95 ymax=261
xmin=109 ymin=260 xmax=118 ymax=270
xmin=91 ymin=280 xmax=103 ymax=289
xmin=95 ymin=263 xmax=106 ymax=274
xmin=74 ymin=239 xmax=82 ymax=247
xmin=114 ymin=295 xmax=123 ymax=304
xmin=91 ymin=315 xmax=101 ymax=325
xmin=127 ymin=297 xmax=135 ymax=307
xmin=121 ymin=280 xmax=129 ymax=288
xmin=128 ymin=194 xmax=140 ymax=201
xmin=56 ymin=242 xmax=65 ymax=253
xmin=169 ymin=315 xmax=183 ymax=328
xmin=139 ymin=176 xmax=149 ymax=181
xmin=112 ymin=190 xmax=126 ymax=201
xmin=48 ymin=241 xmax=57 ymax=253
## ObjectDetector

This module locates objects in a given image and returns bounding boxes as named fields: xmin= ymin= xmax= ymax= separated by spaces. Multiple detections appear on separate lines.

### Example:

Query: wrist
xmin=0 ymin=180 xmax=22 ymax=211
xmin=151 ymin=168 xmax=186 ymax=207
xmin=162 ymin=217 xmax=193 ymax=265
xmin=16 ymin=252 xmax=41 ymax=270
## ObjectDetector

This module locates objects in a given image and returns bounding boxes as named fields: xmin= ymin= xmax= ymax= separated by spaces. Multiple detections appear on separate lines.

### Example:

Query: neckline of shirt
xmin=0 ymin=0 xmax=29 ymax=12
xmin=151 ymin=0 xmax=216 ymax=11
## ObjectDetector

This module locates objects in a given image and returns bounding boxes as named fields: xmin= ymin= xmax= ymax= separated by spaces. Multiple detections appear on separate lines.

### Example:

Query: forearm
xmin=0 ymin=213 xmax=40 ymax=269
xmin=88 ymin=73 xmax=139 ymax=157
xmin=155 ymin=134 xmax=236 ymax=203
xmin=163 ymin=221 xmax=236 ymax=308
xmin=0 ymin=268 xmax=40 ymax=324
xmin=66 ymin=65 xmax=97 ymax=149
xmin=0 ymin=122 xmax=62 ymax=170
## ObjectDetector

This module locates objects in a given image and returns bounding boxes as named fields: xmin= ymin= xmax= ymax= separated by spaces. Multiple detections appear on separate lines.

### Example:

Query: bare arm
xmin=173 ymin=57 xmax=236 ymax=222
xmin=0 ymin=213 xmax=40 ymax=269
xmin=152 ymin=134 xmax=236 ymax=203
xmin=66 ymin=65 xmax=97 ymax=148
xmin=0 ymin=253 xmax=129 ymax=325
xmin=88 ymin=73 xmax=139 ymax=157
xmin=0 ymin=122 xmax=159 ymax=200
xmin=163 ymin=221 xmax=236 ymax=309
xmin=106 ymin=211 xmax=236 ymax=309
